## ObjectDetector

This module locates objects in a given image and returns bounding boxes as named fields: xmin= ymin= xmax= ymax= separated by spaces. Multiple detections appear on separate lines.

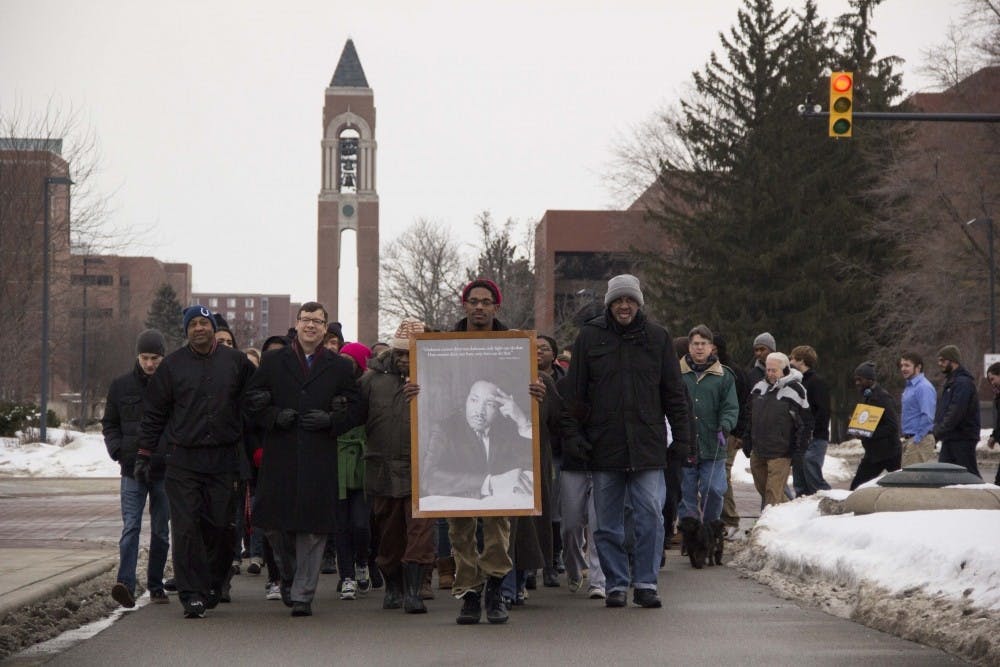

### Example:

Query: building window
xmin=227 ymin=311 xmax=236 ymax=322
xmin=209 ymin=297 xmax=218 ymax=308
xmin=70 ymin=274 xmax=113 ymax=286
xmin=227 ymin=298 xmax=236 ymax=308
xmin=244 ymin=311 xmax=254 ymax=321
xmin=120 ymin=276 xmax=130 ymax=286
xmin=245 ymin=297 xmax=254 ymax=308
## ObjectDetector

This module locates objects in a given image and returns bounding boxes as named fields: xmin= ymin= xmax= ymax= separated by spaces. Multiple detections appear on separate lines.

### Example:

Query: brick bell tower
xmin=318 ymin=38 xmax=379 ymax=344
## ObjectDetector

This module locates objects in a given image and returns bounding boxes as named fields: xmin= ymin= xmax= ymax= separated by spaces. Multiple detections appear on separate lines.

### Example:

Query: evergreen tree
xmin=641 ymin=0 xmax=905 ymax=438
xmin=145 ymin=283 xmax=185 ymax=352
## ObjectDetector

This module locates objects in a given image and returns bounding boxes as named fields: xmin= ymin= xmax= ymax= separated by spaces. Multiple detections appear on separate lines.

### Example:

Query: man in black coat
xmin=933 ymin=345 xmax=982 ymax=477
xmin=245 ymin=301 xmax=362 ymax=617
xmin=102 ymin=329 xmax=170 ymax=609
xmin=561 ymin=274 xmax=690 ymax=609
xmin=137 ymin=305 xmax=257 ymax=619
xmin=849 ymin=362 xmax=902 ymax=489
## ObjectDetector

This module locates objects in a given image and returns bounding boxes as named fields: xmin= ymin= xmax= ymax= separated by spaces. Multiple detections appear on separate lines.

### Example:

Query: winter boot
xmin=456 ymin=589 xmax=482 ymax=625
xmin=402 ymin=563 xmax=428 ymax=614
xmin=420 ymin=566 xmax=435 ymax=600
xmin=484 ymin=575 xmax=509 ymax=624
xmin=437 ymin=556 xmax=455 ymax=589
xmin=382 ymin=568 xmax=403 ymax=610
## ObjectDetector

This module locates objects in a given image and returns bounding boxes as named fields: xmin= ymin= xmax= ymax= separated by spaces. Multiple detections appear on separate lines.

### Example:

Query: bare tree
xmin=0 ymin=102 xmax=121 ymax=402
xmin=379 ymin=218 xmax=466 ymax=331
xmin=466 ymin=211 xmax=535 ymax=330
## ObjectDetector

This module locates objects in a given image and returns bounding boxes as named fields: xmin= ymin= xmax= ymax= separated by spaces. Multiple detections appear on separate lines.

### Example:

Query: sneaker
xmin=149 ymin=589 xmax=169 ymax=604
xmin=524 ymin=570 xmax=537 ymax=590
xmin=587 ymin=585 xmax=606 ymax=600
xmin=230 ymin=560 xmax=241 ymax=576
xmin=164 ymin=577 xmax=177 ymax=592
xmin=568 ymin=577 xmax=582 ymax=593
xmin=542 ymin=569 xmax=560 ymax=587
xmin=340 ymin=578 xmax=357 ymax=600
xmin=633 ymin=588 xmax=662 ymax=608
xmin=356 ymin=564 xmax=371 ymax=593
xmin=724 ymin=525 xmax=742 ymax=541
xmin=291 ymin=601 xmax=312 ymax=617
xmin=266 ymin=582 xmax=282 ymax=601
xmin=183 ymin=599 xmax=206 ymax=619
xmin=247 ymin=557 xmax=263 ymax=575
xmin=111 ymin=583 xmax=135 ymax=609
xmin=605 ymin=590 xmax=627 ymax=608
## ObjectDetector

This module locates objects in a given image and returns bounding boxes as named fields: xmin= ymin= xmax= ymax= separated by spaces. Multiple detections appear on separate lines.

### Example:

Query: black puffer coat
xmin=560 ymin=310 xmax=690 ymax=471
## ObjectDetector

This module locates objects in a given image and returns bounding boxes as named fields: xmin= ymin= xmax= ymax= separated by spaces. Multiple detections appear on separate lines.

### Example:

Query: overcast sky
xmin=1 ymin=0 xmax=967 ymax=339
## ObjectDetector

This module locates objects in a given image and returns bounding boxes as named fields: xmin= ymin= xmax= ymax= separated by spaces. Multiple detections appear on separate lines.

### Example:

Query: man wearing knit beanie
xmin=562 ymin=273 xmax=689 ymax=609
xmin=933 ymin=345 xmax=982 ymax=477
xmin=748 ymin=332 xmax=776 ymax=385
xmin=849 ymin=361 xmax=901 ymax=489
xmin=102 ymin=328 xmax=171 ymax=609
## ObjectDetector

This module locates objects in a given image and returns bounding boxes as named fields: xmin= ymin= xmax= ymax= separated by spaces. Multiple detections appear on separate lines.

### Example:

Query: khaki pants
xmin=447 ymin=516 xmax=511 ymax=597
xmin=749 ymin=453 xmax=791 ymax=508
xmin=901 ymin=433 xmax=936 ymax=468
xmin=721 ymin=435 xmax=742 ymax=527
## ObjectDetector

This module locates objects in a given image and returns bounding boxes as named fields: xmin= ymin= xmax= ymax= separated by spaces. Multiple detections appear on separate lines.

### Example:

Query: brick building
xmin=190 ymin=292 xmax=297 ymax=349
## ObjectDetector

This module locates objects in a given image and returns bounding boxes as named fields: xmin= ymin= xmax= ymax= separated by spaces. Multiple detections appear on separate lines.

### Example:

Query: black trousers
xmin=165 ymin=467 xmax=236 ymax=606
xmin=850 ymin=452 xmax=901 ymax=490
xmin=939 ymin=440 xmax=981 ymax=478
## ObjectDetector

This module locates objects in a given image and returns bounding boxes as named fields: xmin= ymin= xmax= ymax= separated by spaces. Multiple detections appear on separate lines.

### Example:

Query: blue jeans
xmin=592 ymin=469 xmax=665 ymax=593
xmin=678 ymin=458 xmax=728 ymax=522
xmin=117 ymin=475 xmax=170 ymax=594
xmin=792 ymin=439 xmax=831 ymax=496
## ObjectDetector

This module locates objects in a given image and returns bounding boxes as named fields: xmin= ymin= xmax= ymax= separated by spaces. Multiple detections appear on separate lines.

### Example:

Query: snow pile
xmin=730 ymin=449 xmax=853 ymax=485
xmin=734 ymin=493 xmax=1000 ymax=665
xmin=0 ymin=430 xmax=118 ymax=477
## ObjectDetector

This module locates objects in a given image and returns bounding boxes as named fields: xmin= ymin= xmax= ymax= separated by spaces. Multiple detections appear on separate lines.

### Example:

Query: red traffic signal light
xmin=829 ymin=71 xmax=853 ymax=138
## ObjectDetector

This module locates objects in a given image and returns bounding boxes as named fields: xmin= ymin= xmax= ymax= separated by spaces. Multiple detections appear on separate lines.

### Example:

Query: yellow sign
xmin=847 ymin=403 xmax=884 ymax=438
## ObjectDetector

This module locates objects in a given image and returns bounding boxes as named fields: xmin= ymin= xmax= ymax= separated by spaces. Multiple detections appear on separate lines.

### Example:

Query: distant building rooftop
xmin=0 ymin=137 xmax=63 ymax=155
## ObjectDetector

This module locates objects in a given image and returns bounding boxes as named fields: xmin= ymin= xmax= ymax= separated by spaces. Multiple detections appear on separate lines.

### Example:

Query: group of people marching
xmin=102 ymin=273 xmax=995 ymax=622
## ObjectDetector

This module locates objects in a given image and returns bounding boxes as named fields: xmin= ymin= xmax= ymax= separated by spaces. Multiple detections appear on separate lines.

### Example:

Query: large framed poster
xmin=410 ymin=330 xmax=541 ymax=518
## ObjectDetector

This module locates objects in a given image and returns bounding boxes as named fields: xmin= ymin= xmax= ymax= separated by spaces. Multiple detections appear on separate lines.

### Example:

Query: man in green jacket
xmin=678 ymin=325 xmax=739 ymax=530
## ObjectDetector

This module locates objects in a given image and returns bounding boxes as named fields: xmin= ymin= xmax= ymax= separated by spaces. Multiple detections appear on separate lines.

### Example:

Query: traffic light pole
xmin=799 ymin=108 xmax=1000 ymax=123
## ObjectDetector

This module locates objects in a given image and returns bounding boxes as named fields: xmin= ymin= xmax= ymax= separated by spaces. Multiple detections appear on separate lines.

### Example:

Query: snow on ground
xmin=0 ymin=430 xmax=118 ymax=477
xmin=731 ymin=448 xmax=854 ymax=484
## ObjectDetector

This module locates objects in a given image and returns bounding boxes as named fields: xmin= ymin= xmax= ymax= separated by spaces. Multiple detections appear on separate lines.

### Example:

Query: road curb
xmin=0 ymin=553 xmax=116 ymax=620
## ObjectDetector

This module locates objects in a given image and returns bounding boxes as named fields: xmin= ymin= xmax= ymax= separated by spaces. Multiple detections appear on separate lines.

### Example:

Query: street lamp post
xmin=41 ymin=175 xmax=73 ymax=442
xmin=967 ymin=217 xmax=996 ymax=353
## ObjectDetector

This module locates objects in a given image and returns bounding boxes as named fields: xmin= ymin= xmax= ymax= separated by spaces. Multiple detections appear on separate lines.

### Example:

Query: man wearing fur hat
xmin=561 ymin=274 xmax=690 ymax=609
xmin=103 ymin=329 xmax=171 ymax=609
xmin=933 ymin=345 xmax=981 ymax=477
xmin=361 ymin=318 xmax=437 ymax=614
xmin=849 ymin=362 xmax=901 ymax=489
xmin=137 ymin=305 xmax=257 ymax=619
xmin=743 ymin=352 xmax=813 ymax=507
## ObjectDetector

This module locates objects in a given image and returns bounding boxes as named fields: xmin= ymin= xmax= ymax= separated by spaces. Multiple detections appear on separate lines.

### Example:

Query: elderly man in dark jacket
xmin=743 ymin=352 xmax=813 ymax=507
xmin=933 ymin=345 xmax=982 ymax=477
xmin=849 ymin=362 xmax=902 ymax=489
xmin=246 ymin=302 xmax=362 ymax=617
xmin=103 ymin=329 xmax=170 ymax=609
xmin=561 ymin=274 xmax=690 ymax=610
xmin=361 ymin=317 xmax=436 ymax=614
xmin=138 ymin=306 xmax=257 ymax=619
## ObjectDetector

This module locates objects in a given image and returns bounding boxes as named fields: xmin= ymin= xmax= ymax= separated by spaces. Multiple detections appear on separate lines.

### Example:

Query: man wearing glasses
xmin=245 ymin=302 xmax=362 ymax=617
xmin=137 ymin=305 xmax=257 ymax=619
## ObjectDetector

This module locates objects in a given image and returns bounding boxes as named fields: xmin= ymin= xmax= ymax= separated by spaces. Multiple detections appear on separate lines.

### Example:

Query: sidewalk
xmin=0 ymin=548 xmax=116 ymax=618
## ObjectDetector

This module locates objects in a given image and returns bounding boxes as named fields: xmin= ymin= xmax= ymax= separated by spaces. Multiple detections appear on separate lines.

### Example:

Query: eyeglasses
xmin=465 ymin=298 xmax=494 ymax=307
xmin=298 ymin=316 xmax=326 ymax=326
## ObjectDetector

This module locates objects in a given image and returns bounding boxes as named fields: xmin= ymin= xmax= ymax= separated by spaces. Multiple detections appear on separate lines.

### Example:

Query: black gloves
xmin=133 ymin=452 xmax=152 ymax=485
xmin=245 ymin=389 xmax=272 ymax=412
xmin=300 ymin=410 xmax=332 ymax=431
xmin=274 ymin=408 xmax=298 ymax=430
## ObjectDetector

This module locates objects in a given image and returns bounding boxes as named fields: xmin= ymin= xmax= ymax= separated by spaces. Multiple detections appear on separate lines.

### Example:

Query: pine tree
xmin=640 ymin=0 xmax=905 ymax=438
xmin=145 ymin=283 xmax=185 ymax=352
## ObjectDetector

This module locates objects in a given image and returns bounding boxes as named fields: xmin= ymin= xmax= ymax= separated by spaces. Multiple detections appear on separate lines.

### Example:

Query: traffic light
xmin=829 ymin=71 xmax=853 ymax=138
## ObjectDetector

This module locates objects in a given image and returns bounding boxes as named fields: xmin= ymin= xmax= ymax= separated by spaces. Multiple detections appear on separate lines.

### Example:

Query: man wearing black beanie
xmin=849 ymin=362 xmax=902 ymax=489
xmin=102 ymin=329 xmax=170 ymax=609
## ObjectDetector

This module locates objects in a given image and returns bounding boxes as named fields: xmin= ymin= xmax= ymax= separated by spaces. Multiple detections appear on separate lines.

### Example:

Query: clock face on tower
xmin=342 ymin=204 xmax=355 ymax=218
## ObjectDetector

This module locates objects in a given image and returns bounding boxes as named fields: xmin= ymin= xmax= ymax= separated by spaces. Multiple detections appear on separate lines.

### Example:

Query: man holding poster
xmin=849 ymin=361 xmax=902 ymax=490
